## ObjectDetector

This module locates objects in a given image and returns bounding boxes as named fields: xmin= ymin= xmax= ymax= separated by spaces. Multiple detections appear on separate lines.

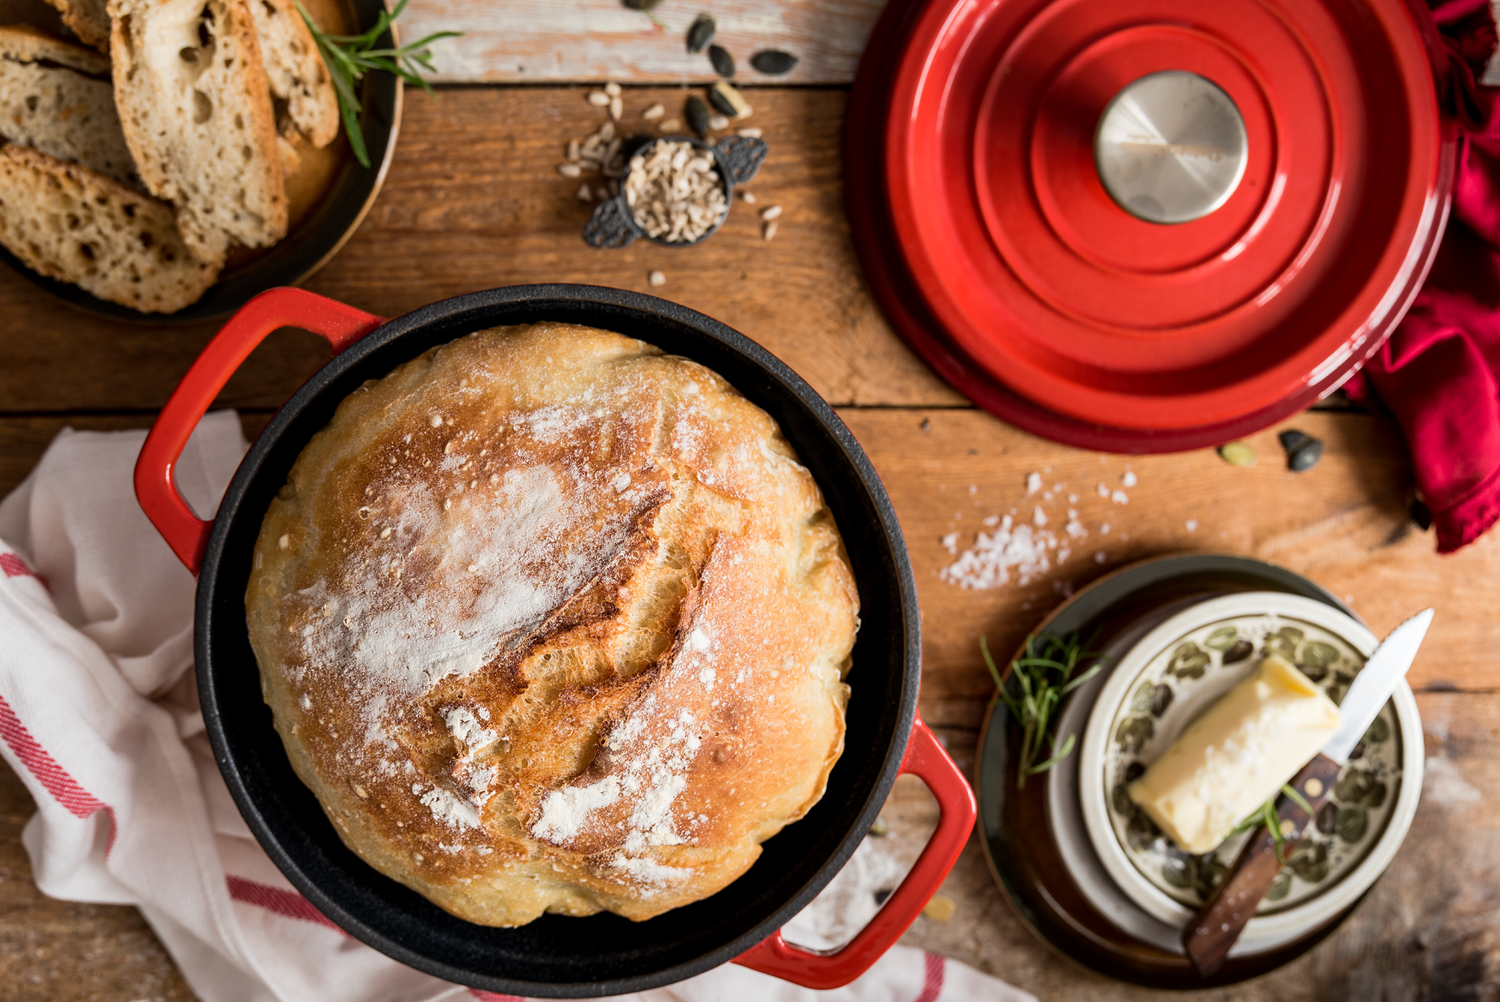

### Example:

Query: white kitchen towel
xmin=0 ymin=414 xmax=1034 ymax=1002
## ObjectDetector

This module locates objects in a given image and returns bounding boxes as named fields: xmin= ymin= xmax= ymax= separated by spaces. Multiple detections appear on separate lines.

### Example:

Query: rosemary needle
xmin=982 ymin=631 xmax=1106 ymax=789
xmin=295 ymin=0 xmax=461 ymax=168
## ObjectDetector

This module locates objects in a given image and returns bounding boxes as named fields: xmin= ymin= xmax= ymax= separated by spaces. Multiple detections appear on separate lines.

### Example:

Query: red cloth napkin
xmin=1346 ymin=0 xmax=1500 ymax=553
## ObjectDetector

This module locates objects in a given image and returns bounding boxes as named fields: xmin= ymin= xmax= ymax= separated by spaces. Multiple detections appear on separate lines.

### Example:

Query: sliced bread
xmin=109 ymin=0 xmax=287 ymax=263
xmin=40 ymin=0 xmax=111 ymax=52
xmin=0 ymin=25 xmax=141 ymax=188
xmin=0 ymin=144 xmax=221 ymax=312
xmin=250 ymin=0 xmax=337 ymax=147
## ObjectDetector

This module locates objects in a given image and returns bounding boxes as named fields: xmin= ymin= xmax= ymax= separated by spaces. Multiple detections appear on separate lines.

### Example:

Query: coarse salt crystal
xmin=1122 ymin=470 xmax=1138 ymax=487
xmin=1026 ymin=472 xmax=1042 ymax=494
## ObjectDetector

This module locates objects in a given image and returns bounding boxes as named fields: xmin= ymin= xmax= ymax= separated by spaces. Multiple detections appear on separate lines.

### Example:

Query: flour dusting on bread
xmin=247 ymin=323 xmax=858 ymax=927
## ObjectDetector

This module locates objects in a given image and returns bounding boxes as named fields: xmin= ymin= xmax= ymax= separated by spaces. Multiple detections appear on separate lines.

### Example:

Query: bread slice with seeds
xmin=0 ymin=144 xmax=221 ymax=312
xmin=39 ymin=0 xmax=111 ymax=52
xmin=0 ymin=24 xmax=142 ymax=188
xmin=249 ymin=0 xmax=337 ymax=147
xmin=109 ymin=0 xmax=287 ymax=263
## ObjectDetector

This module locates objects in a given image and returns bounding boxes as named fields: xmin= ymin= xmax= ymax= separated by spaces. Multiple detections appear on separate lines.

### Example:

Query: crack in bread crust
xmin=247 ymin=322 xmax=859 ymax=926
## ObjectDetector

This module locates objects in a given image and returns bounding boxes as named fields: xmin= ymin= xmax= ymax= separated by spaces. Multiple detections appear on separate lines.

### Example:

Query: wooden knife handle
xmin=1182 ymin=752 xmax=1342 ymax=977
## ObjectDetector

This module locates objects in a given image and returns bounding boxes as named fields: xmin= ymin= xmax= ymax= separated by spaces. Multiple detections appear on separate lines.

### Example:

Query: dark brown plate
xmin=976 ymin=553 xmax=1369 ymax=988
xmin=0 ymin=0 xmax=400 ymax=323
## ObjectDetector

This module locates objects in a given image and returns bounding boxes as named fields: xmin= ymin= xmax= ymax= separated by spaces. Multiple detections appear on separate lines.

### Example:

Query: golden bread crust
xmin=246 ymin=322 xmax=858 ymax=926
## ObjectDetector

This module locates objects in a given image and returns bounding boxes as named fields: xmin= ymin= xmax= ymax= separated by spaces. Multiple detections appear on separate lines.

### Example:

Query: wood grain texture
xmin=0 ymin=87 xmax=962 ymax=413
xmin=400 ymin=0 xmax=884 ymax=84
xmin=837 ymin=407 xmax=1500 ymax=714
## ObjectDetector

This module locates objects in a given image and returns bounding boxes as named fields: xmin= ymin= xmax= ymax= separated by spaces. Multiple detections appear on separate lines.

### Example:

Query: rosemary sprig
xmin=982 ymin=631 xmax=1106 ymax=789
xmin=295 ymin=0 xmax=461 ymax=168
xmin=1226 ymin=784 xmax=1316 ymax=863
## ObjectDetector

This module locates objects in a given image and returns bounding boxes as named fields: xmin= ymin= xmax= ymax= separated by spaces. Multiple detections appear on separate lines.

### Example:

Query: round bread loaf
xmin=245 ymin=322 xmax=858 ymax=927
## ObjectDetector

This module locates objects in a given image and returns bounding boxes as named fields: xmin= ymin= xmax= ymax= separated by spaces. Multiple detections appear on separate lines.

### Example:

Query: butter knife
xmin=1183 ymin=608 xmax=1434 ymax=977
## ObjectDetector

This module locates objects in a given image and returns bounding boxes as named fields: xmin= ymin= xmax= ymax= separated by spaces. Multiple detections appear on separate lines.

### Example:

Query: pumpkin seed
xmin=1218 ymin=441 xmax=1256 ymax=467
xmin=708 ymin=43 xmax=735 ymax=78
xmin=1266 ymin=870 xmax=1292 ymax=902
xmin=1123 ymin=760 xmax=1146 ymax=783
xmin=1278 ymin=429 xmax=1311 ymax=452
xmin=1289 ymin=437 xmax=1323 ymax=471
xmin=686 ymin=13 xmax=715 ymax=53
xmin=1265 ymin=626 xmax=1303 ymax=661
xmin=1364 ymin=716 xmax=1391 ymax=744
xmin=1115 ymin=715 xmax=1154 ymax=753
xmin=1223 ymin=639 xmax=1254 ymax=664
xmin=1112 ymin=782 xmax=1133 ymax=815
xmin=1300 ymin=661 xmax=1328 ymax=683
xmin=1130 ymin=681 xmax=1155 ymax=713
xmin=623 ymin=0 xmax=663 ymax=8
xmin=1204 ymin=625 xmax=1239 ymax=650
xmin=1335 ymin=805 xmax=1369 ymax=843
xmin=1167 ymin=642 xmax=1210 ymax=679
xmin=1315 ymin=800 xmax=1338 ymax=834
xmin=751 ymin=49 xmax=800 ymax=75
xmin=685 ymin=94 xmax=710 ymax=136
xmin=709 ymin=80 xmax=752 ymax=118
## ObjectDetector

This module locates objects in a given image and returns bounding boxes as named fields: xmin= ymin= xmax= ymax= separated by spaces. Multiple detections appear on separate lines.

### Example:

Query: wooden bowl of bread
xmin=0 ymin=0 xmax=398 ymax=320
xmin=134 ymin=284 xmax=978 ymax=995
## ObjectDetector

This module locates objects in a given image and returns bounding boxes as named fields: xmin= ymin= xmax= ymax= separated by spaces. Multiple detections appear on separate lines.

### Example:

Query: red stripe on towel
xmin=226 ymin=875 xmax=341 ymax=931
xmin=0 ymin=692 xmax=114 ymax=851
xmin=915 ymin=951 xmax=946 ymax=1002
xmin=0 ymin=552 xmax=47 ymax=588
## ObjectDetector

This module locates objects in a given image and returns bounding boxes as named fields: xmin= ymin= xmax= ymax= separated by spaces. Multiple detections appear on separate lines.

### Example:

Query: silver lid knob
xmin=1094 ymin=71 xmax=1248 ymax=225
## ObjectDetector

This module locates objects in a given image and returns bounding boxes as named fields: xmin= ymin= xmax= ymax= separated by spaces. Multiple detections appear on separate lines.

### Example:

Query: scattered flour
xmin=1185 ymin=519 xmax=1198 ymax=533
xmin=532 ymin=776 xmax=622 ymax=842
xmin=1026 ymin=472 xmax=1042 ymax=494
xmin=1122 ymin=469 xmax=1137 ymax=487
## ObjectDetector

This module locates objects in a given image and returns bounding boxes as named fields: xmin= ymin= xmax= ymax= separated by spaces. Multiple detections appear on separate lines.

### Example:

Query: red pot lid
xmin=854 ymin=0 xmax=1454 ymax=445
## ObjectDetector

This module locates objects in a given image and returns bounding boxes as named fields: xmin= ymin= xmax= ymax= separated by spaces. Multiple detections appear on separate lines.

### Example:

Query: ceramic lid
xmin=874 ymin=0 xmax=1451 ymax=438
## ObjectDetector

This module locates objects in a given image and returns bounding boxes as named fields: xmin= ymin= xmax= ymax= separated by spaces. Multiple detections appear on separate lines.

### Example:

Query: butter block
xmin=1127 ymin=654 xmax=1341 ymax=854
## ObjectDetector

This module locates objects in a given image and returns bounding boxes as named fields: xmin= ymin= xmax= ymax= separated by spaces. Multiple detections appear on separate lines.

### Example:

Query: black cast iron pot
xmin=134 ymin=285 xmax=976 ymax=997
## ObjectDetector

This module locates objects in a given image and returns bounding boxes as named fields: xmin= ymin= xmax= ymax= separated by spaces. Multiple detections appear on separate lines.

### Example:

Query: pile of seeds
xmin=559 ymin=83 xmax=627 ymax=202
xmin=625 ymin=140 xmax=728 ymax=242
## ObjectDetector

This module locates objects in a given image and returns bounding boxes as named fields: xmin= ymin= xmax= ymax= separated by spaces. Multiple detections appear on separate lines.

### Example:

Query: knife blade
xmin=1183 ymin=609 xmax=1434 ymax=978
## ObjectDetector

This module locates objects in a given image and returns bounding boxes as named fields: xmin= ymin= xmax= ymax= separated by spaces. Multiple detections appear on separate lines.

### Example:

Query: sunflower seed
xmin=737 ymin=126 xmax=763 ymax=138
xmin=750 ymin=50 xmax=799 ymax=75
xmin=605 ymin=81 xmax=621 ymax=97
xmin=762 ymin=219 xmax=778 ymax=240
xmin=587 ymin=91 xmax=611 ymax=107
xmin=658 ymin=117 xmax=683 ymax=133
xmin=740 ymin=190 xmax=756 ymax=204
xmin=685 ymin=94 xmax=710 ymax=136
xmin=626 ymin=138 xmax=728 ymax=242
xmin=760 ymin=204 xmax=782 ymax=220
xmin=609 ymin=96 xmax=623 ymax=120
xmin=557 ymin=163 xmax=582 ymax=177
xmin=648 ymin=270 xmax=666 ymax=286
xmin=642 ymin=102 xmax=665 ymax=121
xmin=686 ymin=13 xmax=716 ymax=54
xmin=598 ymin=120 xmax=616 ymax=143
xmin=708 ymin=113 xmax=730 ymax=131
xmin=709 ymin=44 xmax=735 ymax=78
xmin=1217 ymin=442 xmax=1256 ymax=467
xmin=576 ymin=183 xmax=593 ymax=201
xmin=709 ymin=80 xmax=752 ymax=118
xmin=567 ymin=138 xmax=581 ymax=161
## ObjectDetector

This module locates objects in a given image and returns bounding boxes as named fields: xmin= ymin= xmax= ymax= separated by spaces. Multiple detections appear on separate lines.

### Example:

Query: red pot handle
xmin=734 ymin=716 xmax=976 ymax=990
xmin=134 ymin=288 xmax=385 ymax=574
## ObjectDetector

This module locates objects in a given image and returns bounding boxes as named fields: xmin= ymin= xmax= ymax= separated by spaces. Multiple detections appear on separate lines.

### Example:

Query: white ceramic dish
xmin=1074 ymin=593 xmax=1423 ymax=956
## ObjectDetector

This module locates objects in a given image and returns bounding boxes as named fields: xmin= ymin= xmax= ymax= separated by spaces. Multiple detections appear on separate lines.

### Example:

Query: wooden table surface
xmin=2 ymin=3 xmax=1499 ymax=999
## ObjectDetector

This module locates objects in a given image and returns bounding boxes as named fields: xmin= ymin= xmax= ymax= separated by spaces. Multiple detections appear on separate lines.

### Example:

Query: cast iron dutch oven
xmin=133 ymin=285 xmax=977 ymax=997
